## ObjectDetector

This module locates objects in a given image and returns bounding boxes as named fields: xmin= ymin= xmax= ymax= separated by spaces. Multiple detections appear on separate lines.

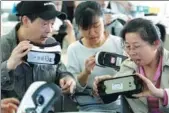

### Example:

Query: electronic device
xmin=98 ymin=75 xmax=144 ymax=104
xmin=17 ymin=81 xmax=61 ymax=113
xmin=24 ymin=41 xmax=61 ymax=65
xmin=95 ymin=51 xmax=128 ymax=70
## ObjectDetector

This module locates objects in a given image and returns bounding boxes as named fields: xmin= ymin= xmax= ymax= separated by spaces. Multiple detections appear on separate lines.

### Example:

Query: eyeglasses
xmin=123 ymin=43 xmax=149 ymax=52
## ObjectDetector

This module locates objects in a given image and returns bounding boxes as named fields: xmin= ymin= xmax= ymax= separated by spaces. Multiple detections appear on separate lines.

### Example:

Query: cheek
xmin=139 ymin=49 xmax=154 ymax=63
xmin=99 ymin=23 xmax=104 ymax=32
xmin=81 ymin=31 xmax=88 ymax=38
xmin=96 ymin=25 xmax=104 ymax=36
xmin=31 ymin=26 xmax=42 ymax=36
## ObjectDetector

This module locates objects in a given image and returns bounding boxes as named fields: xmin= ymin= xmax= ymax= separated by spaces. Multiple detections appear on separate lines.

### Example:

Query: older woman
xmin=94 ymin=18 xmax=169 ymax=113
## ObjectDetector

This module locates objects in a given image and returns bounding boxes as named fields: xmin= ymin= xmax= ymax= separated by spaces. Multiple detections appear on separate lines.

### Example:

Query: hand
xmin=93 ymin=75 xmax=113 ymax=96
xmin=59 ymin=76 xmax=76 ymax=94
xmin=133 ymin=73 xmax=164 ymax=98
xmin=64 ymin=20 xmax=73 ymax=34
xmin=7 ymin=41 xmax=32 ymax=70
xmin=1 ymin=98 xmax=20 ymax=113
xmin=64 ymin=20 xmax=76 ymax=44
xmin=84 ymin=55 xmax=96 ymax=74
xmin=104 ymin=14 xmax=113 ymax=25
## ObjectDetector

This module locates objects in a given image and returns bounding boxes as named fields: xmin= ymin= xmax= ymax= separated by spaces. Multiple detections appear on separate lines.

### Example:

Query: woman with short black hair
xmin=67 ymin=1 xmax=124 ymax=112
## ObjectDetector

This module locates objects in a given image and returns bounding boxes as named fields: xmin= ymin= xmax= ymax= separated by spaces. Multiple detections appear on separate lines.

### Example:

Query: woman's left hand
xmin=133 ymin=73 xmax=164 ymax=98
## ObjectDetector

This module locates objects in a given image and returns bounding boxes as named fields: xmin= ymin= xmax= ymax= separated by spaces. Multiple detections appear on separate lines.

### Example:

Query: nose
xmin=88 ymin=27 xmax=96 ymax=36
xmin=46 ymin=23 xmax=53 ymax=33
xmin=128 ymin=49 xmax=137 ymax=57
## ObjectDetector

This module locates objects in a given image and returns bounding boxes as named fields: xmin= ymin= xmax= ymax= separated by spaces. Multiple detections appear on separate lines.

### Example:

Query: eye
xmin=93 ymin=24 xmax=100 ymax=28
xmin=42 ymin=22 xmax=48 ymax=26
xmin=51 ymin=22 xmax=54 ymax=27
xmin=134 ymin=45 xmax=141 ymax=49
xmin=125 ymin=45 xmax=130 ymax=49
xmin=43 ymin=23 xmax=48 ymax=26
xmin=126 ymin=46 xmax=130 ymax=49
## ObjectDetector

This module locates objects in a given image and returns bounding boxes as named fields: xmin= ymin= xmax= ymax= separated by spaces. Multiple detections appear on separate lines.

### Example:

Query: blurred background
xmin=1 ymin=1 xmax=169 ymax=62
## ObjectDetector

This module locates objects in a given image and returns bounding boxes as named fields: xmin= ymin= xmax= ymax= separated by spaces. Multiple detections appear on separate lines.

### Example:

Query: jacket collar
xmin=163 ymin=49 xmax=169 ymax=66
xmin=6 ymin=23 xmax=21 ymax=47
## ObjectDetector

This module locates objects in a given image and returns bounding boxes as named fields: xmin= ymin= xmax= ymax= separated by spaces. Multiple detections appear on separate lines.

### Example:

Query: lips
xmin=132 ymin=58 xmax=141 ymax=64
xmin=40 ymin=36 xmax=48 ymax=42
xmin=135 ymin=59 xmax=141 ymax=64
xmin=42 ymin=35 xmax=48 ymax=39
xmin=90 ymin=37 xmax=98 ymax=40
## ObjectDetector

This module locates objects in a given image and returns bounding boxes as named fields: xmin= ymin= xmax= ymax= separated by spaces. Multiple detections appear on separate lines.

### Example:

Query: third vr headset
xmin=97 ymin=75 xmax=144 ymax=104
xmin=23 ymin=39 xmax=61 ymax=65
xmin=95 ymin=51 xmax=128 ymax=70
xmin=17 ymin=81 xmax=61 ymax=113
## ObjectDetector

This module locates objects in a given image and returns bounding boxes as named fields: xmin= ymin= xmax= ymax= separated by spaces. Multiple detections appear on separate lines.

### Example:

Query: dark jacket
xmin=1 ymin=23 xmax=73 ymax=100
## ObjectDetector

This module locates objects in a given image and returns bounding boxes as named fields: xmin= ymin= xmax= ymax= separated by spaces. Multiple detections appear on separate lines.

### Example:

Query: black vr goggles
xmin=97 ymin=75 xmax=144 ymax=104
xmin=95 ymin=51 xmax=128 ymax=71
xmin=23 ymin=41 xmax=61 ymax=65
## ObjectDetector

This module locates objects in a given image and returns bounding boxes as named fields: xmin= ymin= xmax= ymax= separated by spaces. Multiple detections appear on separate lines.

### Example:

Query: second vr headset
xmin=97 ymin=75 xmax=144 ymax=104
xmin=95 ymin=51 xmax=128 ymax=70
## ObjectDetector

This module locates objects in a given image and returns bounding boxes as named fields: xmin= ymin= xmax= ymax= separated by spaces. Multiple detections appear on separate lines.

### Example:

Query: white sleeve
xmin=66 ymin=44 xmax=86 ymax=92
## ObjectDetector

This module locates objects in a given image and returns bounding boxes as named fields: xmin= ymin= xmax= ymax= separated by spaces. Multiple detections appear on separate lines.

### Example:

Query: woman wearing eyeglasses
xmin=93 ymin=18 xmax=169 ymax=113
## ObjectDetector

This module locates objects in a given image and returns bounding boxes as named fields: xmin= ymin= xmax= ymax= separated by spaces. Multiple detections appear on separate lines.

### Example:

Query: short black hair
xmin=74 ymin=1 xmax=103 ymax=30
xmin=121 ymin=18 xmax=165 ymax=57
xmin=156 ymin=23 xmax=166 ymax=42
xmin=121 ymin=18 xmax=161 ymax=45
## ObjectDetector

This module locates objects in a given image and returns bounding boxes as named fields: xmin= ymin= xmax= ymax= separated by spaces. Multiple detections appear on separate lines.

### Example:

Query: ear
xmin=21 ymin=16 xmax=31 ymax=28
xmin=153 ymin=40 xmax=161 ymax=48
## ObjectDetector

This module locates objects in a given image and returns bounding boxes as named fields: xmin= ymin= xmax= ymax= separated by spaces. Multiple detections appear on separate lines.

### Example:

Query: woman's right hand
xmin=93 ymin=75 xmax=113 ymax=95
xmin=84 ymin=55 xmax=96 ymax=74
xmin=104 ymin=14 xmax=113 ymax=25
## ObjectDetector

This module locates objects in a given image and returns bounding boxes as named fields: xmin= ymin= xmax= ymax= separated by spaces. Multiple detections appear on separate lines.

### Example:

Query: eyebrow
xmin=125 ymin=42 xmax=141 ymax=45
xmin=92 ymin=21 xmax=99 ymax=25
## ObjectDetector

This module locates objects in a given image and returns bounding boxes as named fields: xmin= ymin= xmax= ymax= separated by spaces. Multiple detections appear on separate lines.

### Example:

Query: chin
xmin=94 ymin=39 xmax=100 ymax=43
xmin=41 ymin=40 xmax=46 ymax=44
xmin=40 ymin=39 xmax=47 ymax=44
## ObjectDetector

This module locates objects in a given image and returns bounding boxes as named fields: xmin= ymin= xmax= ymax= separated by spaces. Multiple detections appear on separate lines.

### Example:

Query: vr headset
xmin=23 ymin=41 xmax=61 ymax=65
xmin=17 ymin=81 xmax=61 ymax=113
xmin=95 ymin=51 xmax=128 ymax=70
xmin=98 ymin=75 xmax=144 ymax=104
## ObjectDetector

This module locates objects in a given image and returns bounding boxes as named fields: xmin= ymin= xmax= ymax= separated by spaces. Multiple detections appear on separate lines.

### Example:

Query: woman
xmin=67 ymin=1 xmax=124 ymax=112
xmin=93 ymin=18 xmax=169 ymax=113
